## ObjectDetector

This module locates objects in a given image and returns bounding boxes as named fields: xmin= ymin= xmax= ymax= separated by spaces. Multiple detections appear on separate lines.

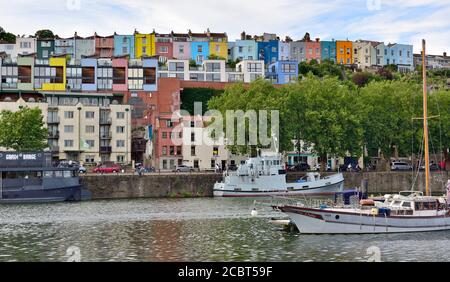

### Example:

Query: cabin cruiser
xmin=274 ymin=188 xmax=450 ymax=234
xmin=213 ymin=152 xmax=344 ymax=197
xmin=0 ymin=151 xmax=89 ymax=204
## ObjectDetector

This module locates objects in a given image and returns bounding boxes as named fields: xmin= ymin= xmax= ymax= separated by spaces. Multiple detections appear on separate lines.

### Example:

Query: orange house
xmin=336 ymin=40 xmax=353 ymax=65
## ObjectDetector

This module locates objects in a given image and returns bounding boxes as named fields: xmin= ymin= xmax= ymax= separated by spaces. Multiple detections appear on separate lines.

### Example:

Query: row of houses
xmin=3 ymin=30 xmax=448 ymax=72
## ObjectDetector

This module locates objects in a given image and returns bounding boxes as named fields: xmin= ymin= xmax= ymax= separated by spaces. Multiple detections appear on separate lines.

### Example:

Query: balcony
xmin=100 ymin=146 xmax=112 ymax=153
xmin=99 ymin=117 xmax=112 ymax=125
xmin=100 ymin=131 xmax=112 ymax=139
xmin=48 ymin=131 xmax=60 ymax=139
xmin=50 ymin=145 xmax=60 ymax=152
xmin=47 ymin=116 xmax=60 ymax=124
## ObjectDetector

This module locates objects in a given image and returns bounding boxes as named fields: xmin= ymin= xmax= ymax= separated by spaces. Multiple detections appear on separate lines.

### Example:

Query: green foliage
xmin=0 ymin=107 xmax=48 ymax=151
xmin=189 ymin=59 xmax=197 ymax=67
xmin=352 ymin=71 xmax=375 ymax=87
xmin=181 ymin=88 xmax=224 ymax=115
xmin=298 ymin=59 xmax=345 ymax=80
xmin=207 ymin=54 xmax=226 ymax=60
xmin=0 ymin=26 xmax=16 ymax=43
xmin=34 ymin=29 xmax=55 ymax=39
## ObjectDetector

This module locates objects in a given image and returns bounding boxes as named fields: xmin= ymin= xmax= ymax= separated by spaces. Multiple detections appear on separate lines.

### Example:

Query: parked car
xmin=227 ymin=163 xmax=238 ymax=171
xmin=419 ymin=163 xmax=441 ymax=171
xmin=391 ymin=161 xmax=412 ymax=171
xmin=78 ymin=165 xmax=87 ymax=174
xmin=292 ymin=163 xmax=310 ymax=171
xmin=173 ymin=165 xmax=194 ymax=173
xmin=313 ymin=163 xmax=332 ymax=171
xmin=93 ymin=163 xmax=121 ymax=173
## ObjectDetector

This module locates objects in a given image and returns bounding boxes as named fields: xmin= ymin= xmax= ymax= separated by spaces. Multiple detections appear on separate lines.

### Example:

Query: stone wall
xmin=81 ymin=171 xmax=449 ymax=200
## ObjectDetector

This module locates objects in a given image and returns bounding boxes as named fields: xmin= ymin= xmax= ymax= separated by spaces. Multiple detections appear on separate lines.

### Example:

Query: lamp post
xmin=77 ymin=106 xmax=82 ymax=161
xmin=125 ymin=107 xmax=130 ymax=165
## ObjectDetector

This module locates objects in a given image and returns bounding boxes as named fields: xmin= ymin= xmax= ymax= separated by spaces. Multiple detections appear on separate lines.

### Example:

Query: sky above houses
xmin=1 ymin=0 xmax=449 ymax=55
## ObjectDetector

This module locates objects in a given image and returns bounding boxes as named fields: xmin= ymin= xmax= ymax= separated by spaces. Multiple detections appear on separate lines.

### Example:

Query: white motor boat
xmin=276 ymin=189 xmax=450 ymax=234
xmin=213 ymin=152 xmax=344 ymax=197
xmin=272 ymin=40 xmax=450 ymax=234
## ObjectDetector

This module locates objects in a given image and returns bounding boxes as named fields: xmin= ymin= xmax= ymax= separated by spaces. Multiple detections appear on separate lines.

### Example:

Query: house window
xmin=117 ymin=155 xmax=124 ymax=163
xmin=116 ymin=126 xmax=125 ymax=133
xmin=64 ymin=140 xmax=74 ymax=147
xmin=238 ymin=46 xmax=243 ymax=53
xmin=64 ymin=125 xmax=74 ymax=133
xmin=197 ymin=55 xmax=204 ymax=63
xmin=42 ymin=50 xmax=49 ymax=58
xmin=117 ymin=112 xmax=125 ymax=119
xmin=143 ymin=67 xmax=156 ymax=84
xmin=64 ymin=111 xmax=74 ymax=119
xmin=271 ymin=47 xmax=277 ymax=52
xmin=179 ymin=45 xmax=184 ymax=53
xmin=176 ymin=146 xmax=182 ymax=155
xmin=169 ymin=146 xmax=175 ymax=155
xmin=162 ymin=132 xmax=167 ymax=139
xmin=85 ymin=111 xmax=95 ymax=119
xmin=86 ymin=125 xmax=95 ymax=133
xmin=198 ymin=45 xmax=203 ymax=52
xmin=122 ymin=47 xmax=127 ymax=54
xmin=191 ymin=146 xmax=196 ymax=156
xmin=213 ymin=146 xmax=219 ymax=156
xmin=116 ymin=140 xmax=125 ymax=147
xmin=340 ymin=48 xmax=344 ymax=54
xmin=86 ymin=140 xmax=95 ymax=148
xmin=160 ymin=46 xmax=168 ymax=53
xmin=215 ymin=45 xmax=220 ymax=52
xmin=162 ymin=146 xmax=167 ymax=155
xmin=346 ymin=48 xmax=350 ymax=54
xmin=142 ymin=47 xmax=147 ymax=54
xmin=191 ymin=132 xmax=195 ymax=142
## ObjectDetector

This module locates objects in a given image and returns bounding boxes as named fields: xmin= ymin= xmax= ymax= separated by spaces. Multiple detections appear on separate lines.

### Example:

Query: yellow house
xmin=209 ymin=42 xmax=228 ymax=59
xmin=336 ymin=40 xmax=353 ymax=65
xmin=41 ymin=57 xmax=66 ymax=91
xmin=208 ymin=32 xmax=228 ymax=59
xmin=135 ymin=33 xmax=156 ymax=58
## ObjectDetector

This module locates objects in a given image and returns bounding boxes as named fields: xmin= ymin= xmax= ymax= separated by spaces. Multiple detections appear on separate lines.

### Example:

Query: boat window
xmin=402 ymin=201 xmax=412 ymax=208
xmin=43 ymin=171 xmax=53 ymax=178
xmin=392 ymin=200 xmax=402 ymax=206
xmin=278 ymin=169 xmax=286 ymax=175
xmin=54 ymin=171 xmax=63 ymax=178
xmin=63 ymin=171 xmax=72 ymax=178
xmin=415 ymin=201 xmax=438 ymax=210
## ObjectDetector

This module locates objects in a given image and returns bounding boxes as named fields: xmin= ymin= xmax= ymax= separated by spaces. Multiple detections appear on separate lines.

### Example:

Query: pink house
xmin=305 ymin=38 xmax=321 ymax=62
xmin=171 ymin=32 xmax=191 ymax=60
xmin=112 ymin=57 xmax=128 ymax=91
xmin=94 ymin=34 xmax=115 ymax=58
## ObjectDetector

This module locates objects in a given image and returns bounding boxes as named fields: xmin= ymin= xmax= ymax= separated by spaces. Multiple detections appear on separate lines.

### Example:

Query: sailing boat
xmin=273 ymin=40 xmax=450 ymax=234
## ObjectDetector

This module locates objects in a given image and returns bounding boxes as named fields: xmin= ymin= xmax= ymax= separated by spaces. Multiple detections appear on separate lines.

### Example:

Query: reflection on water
xmin=1 ymin=197 xmax=450 ymax=262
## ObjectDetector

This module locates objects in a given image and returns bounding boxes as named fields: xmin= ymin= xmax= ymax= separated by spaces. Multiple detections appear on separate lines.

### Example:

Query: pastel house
xmin=266 ymin=60 xmax=298 ymax=84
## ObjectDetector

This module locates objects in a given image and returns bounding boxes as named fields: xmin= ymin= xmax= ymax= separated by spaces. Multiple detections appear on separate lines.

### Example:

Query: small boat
xmin=272 ymin=40 xmax=450 ymax=234
xmin=0 ymin=151 xmax=89 ymax=204
xmin=213 ymin=151 xmax=344 ymax=197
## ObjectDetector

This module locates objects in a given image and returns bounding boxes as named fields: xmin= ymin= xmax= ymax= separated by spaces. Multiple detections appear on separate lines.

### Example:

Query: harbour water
xmin=1 ymin=197 xmax=450 ymax=262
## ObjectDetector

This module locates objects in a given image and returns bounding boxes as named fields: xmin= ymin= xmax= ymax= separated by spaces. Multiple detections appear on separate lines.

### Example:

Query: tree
xmin=293 ymin=75 xmax=363 ymax=171
xmin=207 ymin=54 xmax=226 ymax=60
xmin=352 ymin=71 xmax=374 ymax=87
xmin=359 ymin=80 xmax=420 ymax=170
xmin=0 ymin=107 xmax=48 ymax=151
xmin=428 ymin=89 xmax=450 ymax=167
xmin=34 ymin=29 xmax=55 ymax=39
xmin=0 ymin=26 xmax=16 ymax=43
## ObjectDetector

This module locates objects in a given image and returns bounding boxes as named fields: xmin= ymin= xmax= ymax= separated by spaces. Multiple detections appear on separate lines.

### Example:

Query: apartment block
xmin=266 ymin=60 xmax=298 ymax=84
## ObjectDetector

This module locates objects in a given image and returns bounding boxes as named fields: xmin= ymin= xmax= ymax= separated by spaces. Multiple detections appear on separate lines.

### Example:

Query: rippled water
xmin=1 ymin=197 xmax=450 ymax=262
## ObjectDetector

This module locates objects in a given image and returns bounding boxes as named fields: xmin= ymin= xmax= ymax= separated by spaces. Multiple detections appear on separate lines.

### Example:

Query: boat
xmin=0 ymin=151 xmax=90 ymax=203
xmin=271 ymin=39 xmax=450 ymax=234
xmin=213 ymin=151 xmax=344 ymax=197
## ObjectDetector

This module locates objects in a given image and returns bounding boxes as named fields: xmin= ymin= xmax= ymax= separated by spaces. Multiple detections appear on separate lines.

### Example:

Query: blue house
xmin=81 ymin=58 xmax=97 ymax=91
xmin=230 ymin=40 xmax=258 ymax=61
xmin=114 ymin=34 xmax=135 ymax=59
xmin=384 ymin=43 xmax=414 ymax=72
xmin=191 ymin=41 xmax=210 ymax=65
xmin=257 ymin=40 xmax=279 ymax=66
xmin=142 ymin=58 xmax=158 ymax=91
xmin=321 ymin=40 xmax=337 ymax=63
xmin=266 ymin=61 xmax=298 ymax=84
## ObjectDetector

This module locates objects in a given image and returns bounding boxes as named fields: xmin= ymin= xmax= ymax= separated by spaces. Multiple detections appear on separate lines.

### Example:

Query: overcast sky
xmin=1 ymin=0 xmax=449 ymax=54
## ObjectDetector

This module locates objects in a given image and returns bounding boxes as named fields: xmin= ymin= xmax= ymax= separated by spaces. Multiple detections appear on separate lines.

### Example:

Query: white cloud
xmin=0 ymin=0 xmax=448 ymax=54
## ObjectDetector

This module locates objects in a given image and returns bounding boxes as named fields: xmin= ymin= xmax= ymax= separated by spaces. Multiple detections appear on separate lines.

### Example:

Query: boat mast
xmin=422 ymin=39 xmax=431 ymax=196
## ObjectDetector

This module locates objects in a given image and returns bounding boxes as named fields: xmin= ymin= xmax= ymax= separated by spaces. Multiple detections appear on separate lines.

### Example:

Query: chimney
xmin=315 ymin=38 xmax=320 ymax=42
xmin=444 ymin=52 xmax=447 ymax=57
xmin=206 ymin=28 xmax=211 ymax=37
xmin=241 ymin=31 xmax=246 ymax=40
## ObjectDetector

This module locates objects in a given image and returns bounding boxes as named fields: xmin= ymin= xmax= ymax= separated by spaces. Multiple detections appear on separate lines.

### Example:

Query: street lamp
xmin=77 ymin=106 xmax=82 ymax=161
xmin=125 ymin=107 xmax=130 ymax=165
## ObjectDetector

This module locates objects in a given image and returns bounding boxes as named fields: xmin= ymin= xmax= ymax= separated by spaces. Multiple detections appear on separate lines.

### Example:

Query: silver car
xmin=173 ymin=165 xmax=194 ymax=172
xmin=391 ymin=161 xmax=412 ymax=171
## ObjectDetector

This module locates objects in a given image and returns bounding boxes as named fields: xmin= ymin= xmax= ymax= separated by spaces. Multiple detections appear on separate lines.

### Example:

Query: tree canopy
xmin=34 ymin=29 xmax=55 ymax=39
xmin=0 ymin=107 xmax=48 ymax=151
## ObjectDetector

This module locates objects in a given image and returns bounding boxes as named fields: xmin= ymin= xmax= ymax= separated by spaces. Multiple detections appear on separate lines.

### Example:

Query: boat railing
xmin=254 ymin=195 xmax=335 ymax=209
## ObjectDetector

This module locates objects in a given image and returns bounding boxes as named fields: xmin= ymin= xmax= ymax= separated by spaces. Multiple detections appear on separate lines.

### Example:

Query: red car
xmin=93 ymin=164 xmax=121 ymax=173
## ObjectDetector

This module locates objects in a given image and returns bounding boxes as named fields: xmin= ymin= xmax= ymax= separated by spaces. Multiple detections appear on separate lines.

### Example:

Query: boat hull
xmin=213 ymin=179 xmax=344 ymax=197
xmin=281 ymin=206 xmax=450 ymax=234
xmin=0 ymin=185 xmax=84 ymax=204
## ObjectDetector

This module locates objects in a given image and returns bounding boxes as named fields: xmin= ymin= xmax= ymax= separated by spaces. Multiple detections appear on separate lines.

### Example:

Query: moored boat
xmin=213 ymin=151 xmax=344 ymax=197
xmin=0 ymin=151 xmax=89 ymax=204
